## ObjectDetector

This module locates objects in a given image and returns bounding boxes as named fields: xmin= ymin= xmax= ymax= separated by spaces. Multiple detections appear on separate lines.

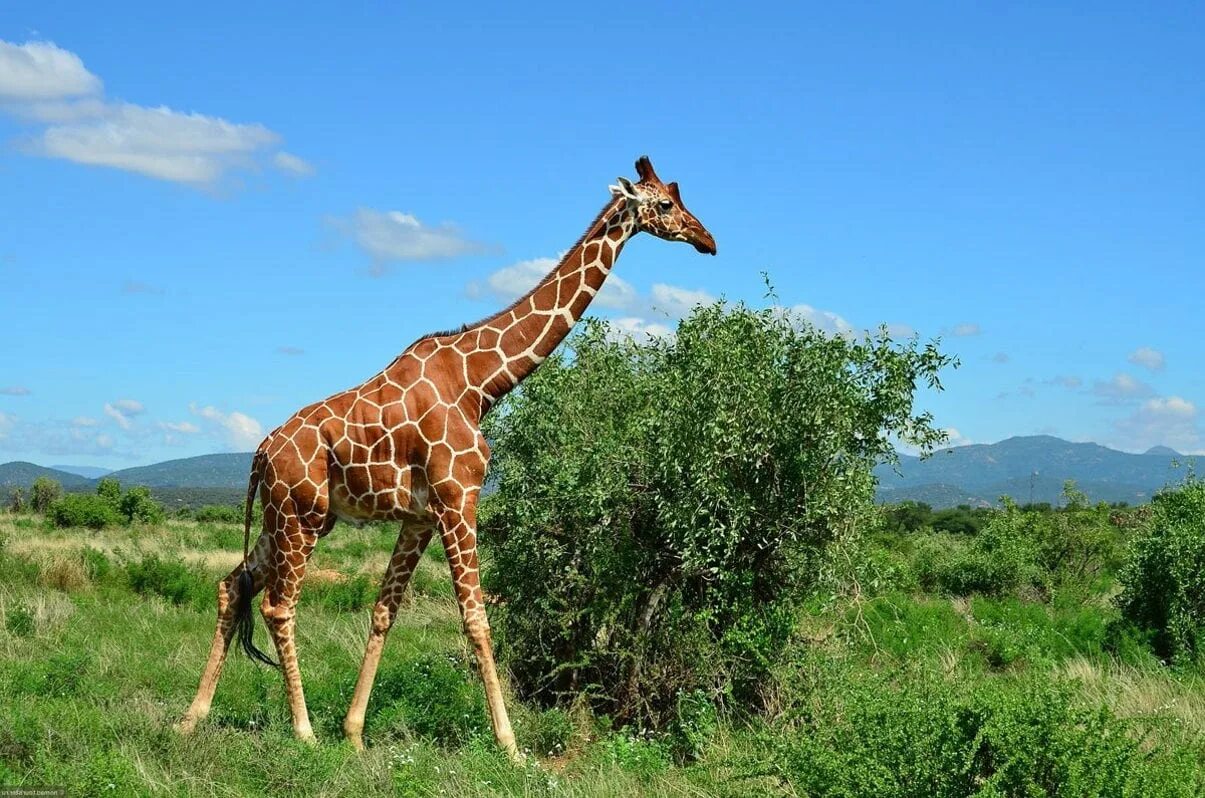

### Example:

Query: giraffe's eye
xmin=658 ymin=199 xmax=673 ymax=212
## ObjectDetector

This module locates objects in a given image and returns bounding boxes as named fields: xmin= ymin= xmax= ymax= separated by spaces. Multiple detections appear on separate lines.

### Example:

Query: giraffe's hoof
xmin=175 ymin=717 xmax=198 ymax=736
xmin=295 ymin=728 xmax=318 ymax=746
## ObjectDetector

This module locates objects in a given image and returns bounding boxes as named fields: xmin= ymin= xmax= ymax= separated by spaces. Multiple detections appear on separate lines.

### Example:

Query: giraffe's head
xmin=610 ymin=156 xmax=717 ymax=255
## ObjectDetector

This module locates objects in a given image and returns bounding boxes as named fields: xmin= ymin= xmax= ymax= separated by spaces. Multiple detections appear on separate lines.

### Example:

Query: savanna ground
xmin=1 ymin=508 xmax=1203 ymax=797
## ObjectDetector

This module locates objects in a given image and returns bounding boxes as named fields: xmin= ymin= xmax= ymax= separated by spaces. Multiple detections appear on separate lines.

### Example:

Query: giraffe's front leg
xmin=344 ymin=521 xmax=434 ymax=750
xmin=433 ymin=489 xmax=521 ymax=761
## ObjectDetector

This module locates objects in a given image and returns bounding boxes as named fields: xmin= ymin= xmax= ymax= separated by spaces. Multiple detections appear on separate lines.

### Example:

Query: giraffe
xmin=176 ymin=156 xmax=716 ymax=758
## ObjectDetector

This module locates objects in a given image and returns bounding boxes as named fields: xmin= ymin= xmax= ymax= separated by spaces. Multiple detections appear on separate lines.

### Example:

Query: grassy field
xmin=1 ymin=513 xmax=1203 ymax=796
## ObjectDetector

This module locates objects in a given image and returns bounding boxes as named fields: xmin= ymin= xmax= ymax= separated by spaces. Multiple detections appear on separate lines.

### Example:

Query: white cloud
xmin=649 ymin=284 xmax=716 ymax=317
xmin=465 ymin=257 xmax=555 ymax=302
xmin=1112 ymin=396 xmax=1202 ymax=454
xmin=784 ymin=303 xmax=855 ymax=338
xmin=72 ymin=416 xmax=98 ymax=427
xmin=273 ymin=151 xmax=314 ymax=177
xmin=330 ymin=209 xmax=492 ymax=273
xmin=0 ymin=413 xmax=119 ymax=457
xmin=0 ymin=386 xmax=31 ymax=395
xmin=0 ymin=40 xmax=101 ymax=100
xmin=35 ymin=103 xmax=280 ymax=185
xmin=0 ymin=39 xmax=304 ymax=188
xmin=884 ymin=322 xmax=917 ymax=338
xmin=1127 ymin=346 xmax=1165 ymax=373
xmin=159 ymin=421 xmax=200 ymax=434
xmin=949 ymin=322 xmax=981 ymax=337
xmin=941 ymin=427 xmax=973 ymax=447
xmin=190 ymin=403 xmax=263 ymax=450
xmin=609 ymin=317 xmax=674 ymax=342
xmin=1091 ymin=372 xmax=1154 ymax=403
xmin=103 ymin=398 xmax=145 ymax=430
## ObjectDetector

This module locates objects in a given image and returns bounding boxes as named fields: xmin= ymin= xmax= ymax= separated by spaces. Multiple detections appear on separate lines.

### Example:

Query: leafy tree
xmin=1116 ymin=480 xmax=1205 ymax=662
xmin=8 ymin=487 xmax=25 ymax=513
xmin=119 ymin=486 xmax=165 ymax=524
xmin=96 ymin=477 xmax=122 ymax=507
xmin=30 ymin=477 xmax=61 ymax=514
xmin=47 ymin=494 xmax=123 ymax=530
xmin=481 ymin=305 xmax=953 ymax=728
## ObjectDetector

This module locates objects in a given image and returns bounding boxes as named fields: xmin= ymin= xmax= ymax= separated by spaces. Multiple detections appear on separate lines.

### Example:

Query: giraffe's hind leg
xmin=260 ymin=495 xmax=322 ymax=743
xmin=343 ymin=520 xmax=435 ymax=750
xmin=178 ymin=532 xmax=272 ymax=734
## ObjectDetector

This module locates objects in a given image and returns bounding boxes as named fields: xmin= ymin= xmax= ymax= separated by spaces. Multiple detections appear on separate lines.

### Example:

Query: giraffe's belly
xmin=328 ymin=461 xmax=431 ymax=523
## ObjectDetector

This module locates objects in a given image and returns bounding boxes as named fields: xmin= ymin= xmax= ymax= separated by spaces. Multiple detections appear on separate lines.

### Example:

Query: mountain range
xmin=1 ymin=436 xmax=1197 ymax=509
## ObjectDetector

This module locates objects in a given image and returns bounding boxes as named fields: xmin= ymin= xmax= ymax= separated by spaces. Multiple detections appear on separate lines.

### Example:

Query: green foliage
xmin=30 ymin=476 xmax=62 ymax=513
xmin=124 ymin=554 xmax=209 ymax=606
xmin=761 ymin=674 xmax=1202 ymax=797
xmin=119 ymin=485 xmax=166 ymax=524
xmin=305 ymin=574 xmax=377 ymax=613
xmin=194 ymin=504 xmax=244 ymax=524
xmin=367 ymin=653 xmax=488 ymax=746
xmin=7 ymin=487 xmax=25 ymax=513
xmin=45 ymin=480 xmax=165 ymax=529
xmin=1116 ymin=481 xmax=1205 ymax=663
xmin=482 ymin=305 xmax=953 ymax=729
xmin=46 ymin=493 xmax=123 ymax=530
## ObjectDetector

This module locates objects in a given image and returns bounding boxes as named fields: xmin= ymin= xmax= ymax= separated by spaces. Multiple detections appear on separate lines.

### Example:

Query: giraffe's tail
xmin=234 ymin=453 xmax=277 ymax=668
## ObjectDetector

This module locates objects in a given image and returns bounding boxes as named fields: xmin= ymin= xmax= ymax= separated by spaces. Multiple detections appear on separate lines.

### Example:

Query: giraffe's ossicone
xmin=177 ymin=156 xmax=717 ymax=759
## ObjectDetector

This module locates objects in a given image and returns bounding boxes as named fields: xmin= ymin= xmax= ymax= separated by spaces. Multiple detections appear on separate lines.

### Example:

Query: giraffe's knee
xmin=260 ymin=595 xmax=295 ymax=626
xmin=369 ymin=601 xmax=394 ymax=636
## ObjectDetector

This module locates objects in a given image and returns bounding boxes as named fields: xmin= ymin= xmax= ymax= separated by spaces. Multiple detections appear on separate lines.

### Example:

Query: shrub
xmin=481 ymin=306 xmax=952 ymax=729
xmin=762 ymin=675 xmax=1202 ymax=797
xmin=30 ymin=476 xmax=61 ymax=513
xmin=1116 ymin=480 xmax=1205 ymax=663
xmin=119 ymin=486 xmax=165 ymax=524
xmin=46 ymin=494 xmax=123 ymax=530
xmin=194 ymin=504 xmax=243 ymax=524
xmin=124 ymin=554 xmax=209 ymax=606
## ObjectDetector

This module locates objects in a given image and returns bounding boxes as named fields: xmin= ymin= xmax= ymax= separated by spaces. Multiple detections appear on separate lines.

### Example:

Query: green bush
xmin=1116 ymin=481 xmax=1205 ymax=663
xmin=124 ymin=554 xmax=209 ymax=606
xmin=194 ymin=504 xmax=244 ymax=524
xmin=46 ymin=494 xmax=123 ymax=530
xmin=481 ymin=305 xmax=952 ymax=730
xmin=762 ymin=675 xmax=1202 ymax=797
xmin=30 ymin=476 xmax=61 ymax=513
xmin=119 ymin=486 xmax=165 ymax=524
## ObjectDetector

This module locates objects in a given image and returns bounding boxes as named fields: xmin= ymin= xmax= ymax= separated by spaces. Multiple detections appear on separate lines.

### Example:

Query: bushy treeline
xmin=481 ymin=305 xmax=954 ymax=729
xmin=8 ymin=476 xmax=166 ymax=529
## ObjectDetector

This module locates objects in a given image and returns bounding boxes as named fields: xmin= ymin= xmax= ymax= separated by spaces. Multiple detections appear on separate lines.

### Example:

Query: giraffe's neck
xmin=474 ymin=196 xmax=637 ymax=404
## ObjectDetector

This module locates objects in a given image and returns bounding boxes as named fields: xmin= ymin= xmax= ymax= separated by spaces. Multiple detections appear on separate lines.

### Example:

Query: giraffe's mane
xmin=416 ymin=195 xmax=626 ymax=342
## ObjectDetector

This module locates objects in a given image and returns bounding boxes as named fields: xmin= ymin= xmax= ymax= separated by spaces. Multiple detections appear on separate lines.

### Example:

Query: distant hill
xmin=0 ymin=461 xmax=95 ymax=490
xmin=50 ymin=464 xmax=112 ymax=479
xmin=107 ymin=453 xmax=254 ymax=488
xmin=875 ymin=435 xmax=1196 ymax=508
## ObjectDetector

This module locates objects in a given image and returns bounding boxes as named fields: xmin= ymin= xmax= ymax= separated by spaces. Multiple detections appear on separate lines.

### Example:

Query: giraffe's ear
xmin=635 ymin=155 xmax=659 ymax=183
xmin=667 ymin=181 xmax=682 ymax=204
xmin=610 ymin=177 xmax=640 ymax=201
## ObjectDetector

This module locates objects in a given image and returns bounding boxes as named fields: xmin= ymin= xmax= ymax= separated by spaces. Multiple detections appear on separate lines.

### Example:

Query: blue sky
xmin=1 ymin=2 xmax=1203 ymax=469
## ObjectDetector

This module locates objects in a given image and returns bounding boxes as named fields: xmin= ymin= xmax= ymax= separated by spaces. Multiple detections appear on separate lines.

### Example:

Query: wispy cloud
xmin=948 ymin=322 xmax=982 ymax=337
xmin=1112 ymin=396 xmax=1202 ymax=454
xmin=1127 ymin=346 xmax=1165 ymax=373
xmin=1091 ymin=372 xmax=1154 ymax=404
xmin=0 ymin=386 xmax=31 ymax=396
xmin=276 ymin=345 xmax=305 ymax=356
xmin=329 ymin=208 xmax=494 ymax=274
xmin=1045 ymin=375 xmax=1082 ymax=390
xmin=0 ymin=39 xmax=306 ymax=188
xmin=102 ymin=398 xmax=145 ymax=430
xmin=272 ymin=151 xmax=315 ymax=177
xmin=190 ymin=403 xmax=263 ymax=450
